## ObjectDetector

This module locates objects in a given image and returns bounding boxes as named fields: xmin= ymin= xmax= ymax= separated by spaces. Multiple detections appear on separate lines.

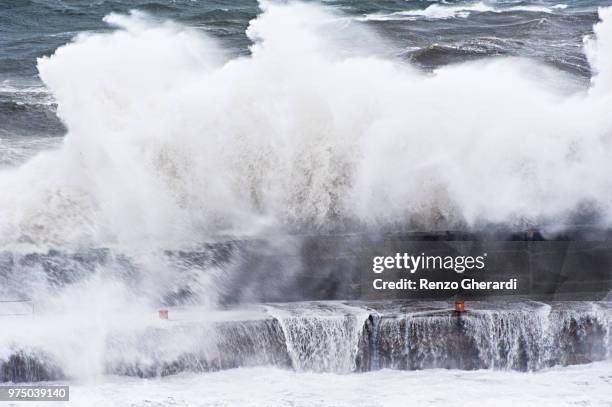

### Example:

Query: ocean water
xmin=2 ymin=1 xmax=612 ymax=405
xmin=2 ymin=0 xmax=612 ymax=242
xmin=0 ymin=0 xmax=608 ymax=149
xmin=36 ymin=361 xmax=612 ymax=407
xmin=2 ymin=0 xmax=612 ymax=310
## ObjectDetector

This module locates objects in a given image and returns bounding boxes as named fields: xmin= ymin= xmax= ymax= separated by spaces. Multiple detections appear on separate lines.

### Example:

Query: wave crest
xmin=0 ymin=2 xmax=611 ymax=248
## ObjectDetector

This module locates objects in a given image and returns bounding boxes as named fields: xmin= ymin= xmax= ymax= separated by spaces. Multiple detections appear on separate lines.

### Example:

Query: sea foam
xmin=0 ymin=2 xmax=611 ymax=248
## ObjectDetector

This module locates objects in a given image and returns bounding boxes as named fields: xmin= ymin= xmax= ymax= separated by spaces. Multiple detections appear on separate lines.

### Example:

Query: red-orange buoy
xmin=159 ymin=309 xmax=169 ymax=320
xmin=454 ymin=300 xmax=465 ymax=313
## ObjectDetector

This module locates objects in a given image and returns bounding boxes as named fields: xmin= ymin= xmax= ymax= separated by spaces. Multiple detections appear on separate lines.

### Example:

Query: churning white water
xmin=20 ymin=361 xmax=612 ymax=407
xmin=1 ymin=2 xmax=612 ymax=248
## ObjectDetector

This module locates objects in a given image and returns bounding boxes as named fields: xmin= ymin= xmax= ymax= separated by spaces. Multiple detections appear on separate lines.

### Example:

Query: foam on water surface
xmin=29 ymin=361 xmax=612 ymax=407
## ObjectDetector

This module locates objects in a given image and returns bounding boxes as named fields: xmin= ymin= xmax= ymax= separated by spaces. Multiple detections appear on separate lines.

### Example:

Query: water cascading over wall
xmin=358 ymin=302 xmax=610 ymax=371
xmin=1 ymin=301 xmax=609 ymax=381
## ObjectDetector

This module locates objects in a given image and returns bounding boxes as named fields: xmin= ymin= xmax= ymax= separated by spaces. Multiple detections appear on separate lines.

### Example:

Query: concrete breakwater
xmin=1 ymin=301 xmax=609 ymax=382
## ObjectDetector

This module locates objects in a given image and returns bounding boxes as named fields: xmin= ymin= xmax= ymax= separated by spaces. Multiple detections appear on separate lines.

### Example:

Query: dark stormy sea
xmin=1 ymin=1 xmax=612 ymax=406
